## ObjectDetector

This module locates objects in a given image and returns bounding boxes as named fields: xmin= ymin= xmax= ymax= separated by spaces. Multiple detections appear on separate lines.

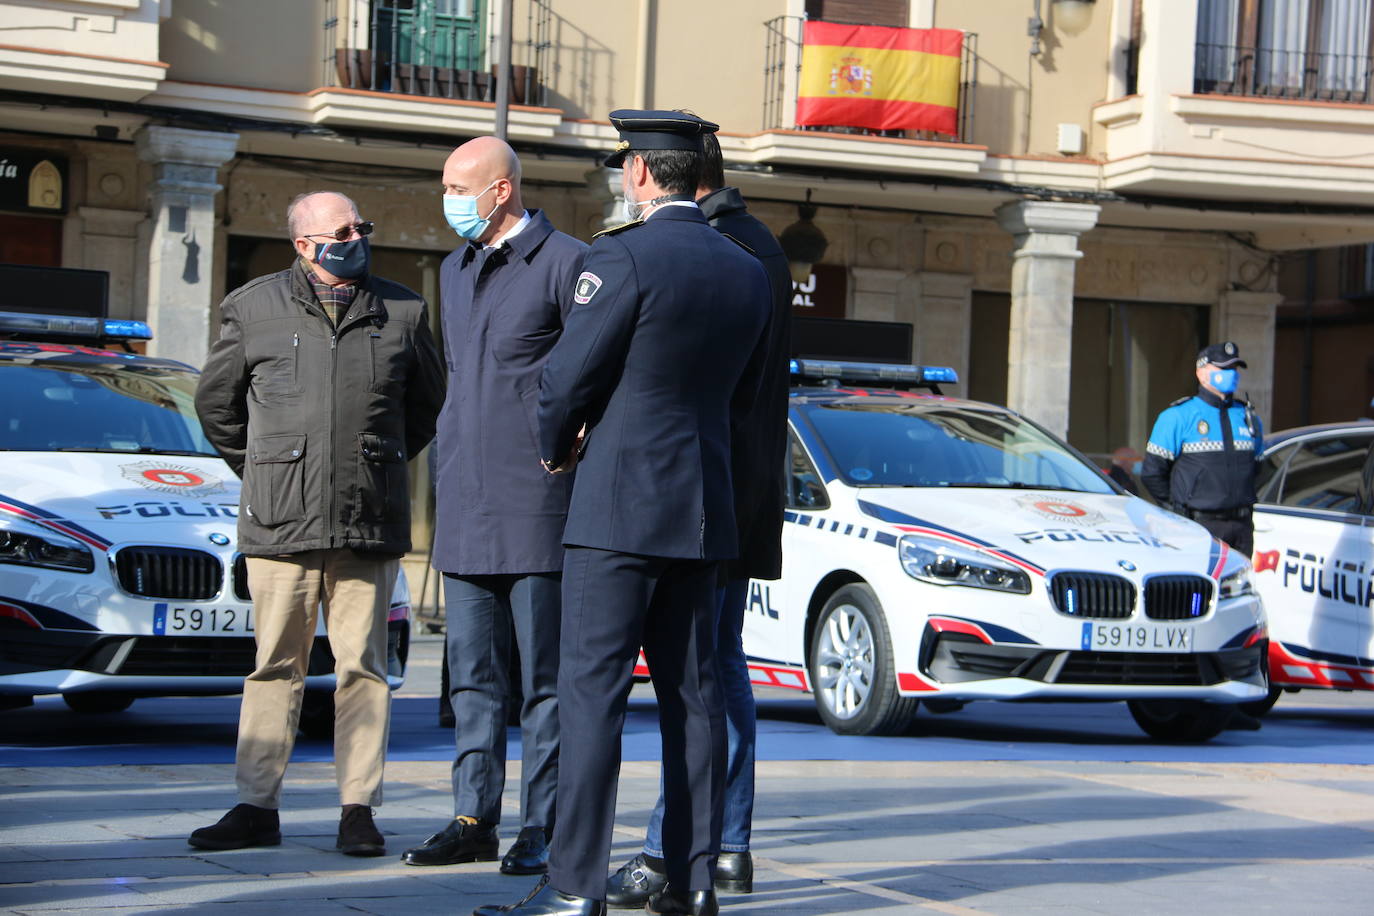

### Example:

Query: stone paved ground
xmin=4 ymin=755 xmax=1374 ymax=915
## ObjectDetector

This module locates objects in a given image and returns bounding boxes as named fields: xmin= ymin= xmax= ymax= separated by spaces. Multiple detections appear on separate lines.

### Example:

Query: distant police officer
xmin=1141 ymin=342 xmax=1263 ymax=557
xmin=473 ymin=110 xmax=770 ymax=916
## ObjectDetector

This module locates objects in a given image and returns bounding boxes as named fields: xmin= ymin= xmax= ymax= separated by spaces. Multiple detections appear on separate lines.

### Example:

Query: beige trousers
xmin=236 ymin=549 xmax=398 ymax=809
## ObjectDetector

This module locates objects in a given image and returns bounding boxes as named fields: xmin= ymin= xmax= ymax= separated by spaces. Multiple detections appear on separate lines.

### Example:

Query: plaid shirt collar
xmin=301 ymin=260 xmax=360 ymax=325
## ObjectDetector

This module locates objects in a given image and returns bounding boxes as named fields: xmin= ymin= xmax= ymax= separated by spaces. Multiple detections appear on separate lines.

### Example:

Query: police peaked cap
xmin=1196 ymin=341 xmax=1247 ymax=369
xmin=603 ymin=109 xmax=720 ymax=168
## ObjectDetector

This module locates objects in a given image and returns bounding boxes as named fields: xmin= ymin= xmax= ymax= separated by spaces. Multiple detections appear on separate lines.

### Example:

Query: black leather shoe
xmin=337 ymin=805 xmax=386 ymax=856
xmin=647 ymin=886 xmax=718 ymax=916
xmin=401 ymin=818 xmax=499 ymax=866
xmin=472 ymin=875 xmax=606 ymax=915
xmin=501 ymin=825 xmax=550 ymax=875
xmin=715 ymin=851 xmax=753 ymax=893
xmin=604 ymin=852 xmax=667 ymax=908
xmin=188 ymin=803 xmax=281 ymax=850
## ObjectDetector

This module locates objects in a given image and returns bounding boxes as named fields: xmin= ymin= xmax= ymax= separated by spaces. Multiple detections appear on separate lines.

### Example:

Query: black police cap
xmin=1196 ymin=341 xmax=1247 ymax=369
xmin=603 ymin=109 xmax=720 ymax=168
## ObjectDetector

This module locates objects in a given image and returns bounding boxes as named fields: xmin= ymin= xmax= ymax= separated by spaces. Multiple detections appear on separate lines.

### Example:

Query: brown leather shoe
xmin=337 ymin=804 xmax=385 ymax=857
xmin=188 ymin=803 xmax=281 ymax=850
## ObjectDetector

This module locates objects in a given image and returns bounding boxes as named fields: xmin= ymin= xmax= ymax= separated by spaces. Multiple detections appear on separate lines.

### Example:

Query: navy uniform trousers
xmin=548 ymin=546 xmax=726 ymax=899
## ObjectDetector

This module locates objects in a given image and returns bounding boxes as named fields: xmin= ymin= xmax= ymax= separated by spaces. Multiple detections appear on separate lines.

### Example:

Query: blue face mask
xmin=313 ymin=236 xmax=370 ymax=280
xmin=1210 ymin=369 xmax=1239 ymax=394
xmin=443 ymin=181 xmax=500 ymax=241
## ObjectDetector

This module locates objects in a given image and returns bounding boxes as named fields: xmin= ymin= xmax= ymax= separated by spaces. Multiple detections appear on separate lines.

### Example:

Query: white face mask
xmin=620 ymin=167 xmax=641 ymax=223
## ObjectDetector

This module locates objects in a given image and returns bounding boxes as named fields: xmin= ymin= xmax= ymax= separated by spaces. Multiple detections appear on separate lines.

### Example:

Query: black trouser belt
xmin=1178 ymin=505 xmax=1252 ymax=522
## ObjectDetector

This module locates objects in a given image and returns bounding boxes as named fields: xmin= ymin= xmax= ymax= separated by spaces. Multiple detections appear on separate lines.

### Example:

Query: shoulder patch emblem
xmin=1197 ymin=419 xmax=1209 ymax=436
xmin=574 ymin=272 xmax=602 ymax=305
xmin=592 ymin=218 xmax=644 ymax=240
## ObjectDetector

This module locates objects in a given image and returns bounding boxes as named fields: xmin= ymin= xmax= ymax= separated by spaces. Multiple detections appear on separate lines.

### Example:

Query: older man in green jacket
xmin=190 ymin=190 xmax=445 ymax=857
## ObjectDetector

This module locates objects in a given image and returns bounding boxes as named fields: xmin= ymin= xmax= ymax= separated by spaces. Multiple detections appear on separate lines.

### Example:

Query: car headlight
xmin=1219 ymin=565 xmax=1254 ymax=600
xmin=898 ymin=534 xmax=1030 ymax=594
xmin=0 ymin=518 xmax=94 ymax=573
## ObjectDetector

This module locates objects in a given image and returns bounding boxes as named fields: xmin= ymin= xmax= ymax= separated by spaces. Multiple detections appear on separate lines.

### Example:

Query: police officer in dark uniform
xmin=1141 ymin=341 xmax=1263 ymax=557
xmin=472 ymin=110 xmax=770 ymax=916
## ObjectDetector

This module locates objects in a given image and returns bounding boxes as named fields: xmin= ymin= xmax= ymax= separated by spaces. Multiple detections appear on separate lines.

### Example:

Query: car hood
xmin=0 ymin=451 xmax=240 ymax=549
xmin=852 ymin=487 xmax=1242 ymax=579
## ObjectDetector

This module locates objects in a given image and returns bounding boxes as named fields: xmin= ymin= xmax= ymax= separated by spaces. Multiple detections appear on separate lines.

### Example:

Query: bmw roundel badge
xmin=209 ymin=532 xmax=231 ymax=546
xmin=1118 ymin=560 xmax=1137 ymax=572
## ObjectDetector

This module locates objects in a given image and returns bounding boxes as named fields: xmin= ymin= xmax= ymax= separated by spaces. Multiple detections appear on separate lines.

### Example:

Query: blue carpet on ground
xmin=2 ymin=694 xmax=1372 ymax=768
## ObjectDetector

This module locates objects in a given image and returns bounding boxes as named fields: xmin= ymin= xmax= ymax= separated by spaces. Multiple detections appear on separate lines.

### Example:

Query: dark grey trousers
xmin=546 ymin=547 xmax=725 ymax=900
xmin=444 ymin=572 xmax=561 ymax=828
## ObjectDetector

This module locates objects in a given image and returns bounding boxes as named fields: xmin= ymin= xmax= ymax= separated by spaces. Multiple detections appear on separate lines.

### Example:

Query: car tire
xmin=299 ymin=690 xmax=335 ymax=740
xmin=808 ymin=583 xmax=918 ymax=736
xmin=62 ymin=693 xmax=134 ymax=714
xmin=1238 ymin=685 xmax=1282 ymax=718
xmin=1126 ymin=699 xmax=1234 ymax=742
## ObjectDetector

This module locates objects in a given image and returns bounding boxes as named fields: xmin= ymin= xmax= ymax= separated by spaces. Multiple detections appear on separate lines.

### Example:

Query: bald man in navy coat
xmin=474 ymin=110 xmax=769 ymax=916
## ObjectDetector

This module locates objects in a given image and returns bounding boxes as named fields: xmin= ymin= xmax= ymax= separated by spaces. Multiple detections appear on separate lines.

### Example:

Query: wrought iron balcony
xmin=763 ymin=16 xmax=979 ymax=144
xmin=323 ymin=0 xmax=549 ymax=105
xmin=1194 ymin=41 xmax=1373 ymax=103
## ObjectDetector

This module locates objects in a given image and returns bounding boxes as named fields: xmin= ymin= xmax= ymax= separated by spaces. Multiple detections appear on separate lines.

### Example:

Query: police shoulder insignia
xmin=719 ymin=232 xmax=756 ymax=255
xmin=1197 ymin=419 xmax=1209 ymax=436
xmin=1168 ymin=395 xmax=1191 ymax=408
xmin=592 ymin=218 xmax=644 ymax=240
xmin=573 ymin=271 xmax=602 ymax=305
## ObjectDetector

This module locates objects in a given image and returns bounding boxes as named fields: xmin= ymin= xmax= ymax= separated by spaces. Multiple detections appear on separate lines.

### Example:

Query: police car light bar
xmin=0 ymin=311 xmax=153 ymax=342
xmin=790 ymin=358 xmax=958 ymax=390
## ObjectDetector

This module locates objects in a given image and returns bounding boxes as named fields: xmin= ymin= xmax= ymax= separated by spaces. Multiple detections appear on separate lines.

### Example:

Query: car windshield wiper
xmin=49 ymin=446 xmax=220 ymax=458
xmin=949 ymin=482 xmax=1089 ymax=492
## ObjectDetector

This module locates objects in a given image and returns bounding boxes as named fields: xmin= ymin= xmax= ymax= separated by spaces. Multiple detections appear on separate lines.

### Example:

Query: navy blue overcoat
xmin=432 ymin=209 xmax=587 ymax=575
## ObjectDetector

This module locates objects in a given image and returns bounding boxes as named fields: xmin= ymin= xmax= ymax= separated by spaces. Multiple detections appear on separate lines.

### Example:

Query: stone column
xmin=135 ymin=126 xmax=239 ymax=368
xmin=994 ymin=200 xmax=1101 ymax=438
xmin=914 ymin=271 xmax=973 ymax=386
xmin=585 ymin=167 xmax=626 ymax=232
xmin=1214 ymin=290 xmax=1283 ymax=428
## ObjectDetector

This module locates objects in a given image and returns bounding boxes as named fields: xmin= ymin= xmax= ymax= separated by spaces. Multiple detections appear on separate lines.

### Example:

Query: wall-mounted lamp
xmin=1029 ymin=0 xmax=1097 ymax=54
xmin=779 ymin=191 xmax=829 ymax=285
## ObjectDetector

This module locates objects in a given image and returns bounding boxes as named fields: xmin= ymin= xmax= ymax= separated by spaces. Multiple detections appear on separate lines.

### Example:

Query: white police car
xmin=0 ymin=311 xmax=411 ymax=732
xmin=1247 ymin=419 xmax=1374 ymax=713
xmin=738 ymin=360 xmax=1268 ymax=742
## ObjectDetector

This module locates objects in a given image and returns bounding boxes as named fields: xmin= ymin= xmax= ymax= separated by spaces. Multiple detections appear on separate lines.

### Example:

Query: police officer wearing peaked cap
xmin=472 ymin=110 xmax=771 ymax=916
xmin=1141 ymin=341 xmax=1263 ymax=558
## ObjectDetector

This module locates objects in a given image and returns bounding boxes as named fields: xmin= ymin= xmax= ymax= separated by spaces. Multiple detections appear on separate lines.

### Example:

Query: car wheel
xmin=808 ymin=583 xmax=918 ymax=736
xmin=1238 ymin=685 xmax=1282 ymax=717
xmin=1127 ymin=699 xmax=1234 ymax=742
xmin=299 ymin=690 xmax=335 ymax=740
xmin=62 ymin=693 xmax=134 ymax=714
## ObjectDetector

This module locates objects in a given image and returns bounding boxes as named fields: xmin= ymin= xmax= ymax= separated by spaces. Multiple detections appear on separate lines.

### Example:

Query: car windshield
xmin=802 ymin=400 xmax=1115 ymax=493
xmin=0 ymin=359 xmax=217 ymax=456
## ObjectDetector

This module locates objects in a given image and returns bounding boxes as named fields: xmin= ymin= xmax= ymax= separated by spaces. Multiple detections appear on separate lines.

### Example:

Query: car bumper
xmin=0 ymin=621 xmax=408 ymax=696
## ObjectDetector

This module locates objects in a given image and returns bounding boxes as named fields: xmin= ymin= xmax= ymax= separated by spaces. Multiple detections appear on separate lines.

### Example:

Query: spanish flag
xmin=795 ymin=21 xmax=963 ymax=135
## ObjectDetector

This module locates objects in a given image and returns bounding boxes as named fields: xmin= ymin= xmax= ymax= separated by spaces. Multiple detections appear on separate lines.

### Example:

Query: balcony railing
xmin=763 ymin=16 xmax=978 ymax=144
xmin=1194 ymin=42 xmax=1373 ymax=103
xmin=323 ymin=0 xmax=550 ymax=106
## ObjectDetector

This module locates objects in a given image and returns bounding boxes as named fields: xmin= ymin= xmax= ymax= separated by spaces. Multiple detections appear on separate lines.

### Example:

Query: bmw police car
xmin=1247 ymin=419 xmax=1374 ymax=713
xmin=0 ymin=311 xmax=411 ymax=731
xmin=739 ymin=360 xmax=1268 ymax=742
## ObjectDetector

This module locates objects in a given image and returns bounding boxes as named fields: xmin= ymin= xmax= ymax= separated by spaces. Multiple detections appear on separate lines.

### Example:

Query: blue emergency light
xmin=790 ymin=358 xmax=959 ymax=391
xmin=0 ymin=310 xmax=153 ymax=342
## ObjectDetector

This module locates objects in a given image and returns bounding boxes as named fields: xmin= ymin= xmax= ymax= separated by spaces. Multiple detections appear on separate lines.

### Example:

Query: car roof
xmin=789 ymin=385 xmax=1015 ymax=413
xmin=1265 ymin=418 xmax=1374 ymax=450
xmin=0 ymin=340 xmax=195 ymax=372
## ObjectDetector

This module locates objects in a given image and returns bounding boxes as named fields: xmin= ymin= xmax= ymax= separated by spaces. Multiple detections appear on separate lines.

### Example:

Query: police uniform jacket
xmin=196 ymin=262 xmax=446 ymax=557
xmin=699 ymin=186 xmax=792 ymax=581
xmin=537 ymin=205 xmax=770 ymax=560
xmin=1140 ymin=387 xmax=1263 ymax=511
xmin=432 ymin=209 xmax=588 ymax=575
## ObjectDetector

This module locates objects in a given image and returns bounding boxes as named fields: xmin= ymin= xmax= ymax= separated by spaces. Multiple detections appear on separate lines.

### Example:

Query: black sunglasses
xmin=304 ymin=221 xmax=375 ymax=242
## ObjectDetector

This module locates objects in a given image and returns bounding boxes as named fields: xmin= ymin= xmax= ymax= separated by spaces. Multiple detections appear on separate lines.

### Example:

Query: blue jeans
xmin=644 ymin=578 xmax=755 ymax=856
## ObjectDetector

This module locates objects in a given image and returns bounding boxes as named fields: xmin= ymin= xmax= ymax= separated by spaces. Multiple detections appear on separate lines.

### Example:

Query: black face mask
xmin=313 ymin=236 xmax=371 ymax=280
